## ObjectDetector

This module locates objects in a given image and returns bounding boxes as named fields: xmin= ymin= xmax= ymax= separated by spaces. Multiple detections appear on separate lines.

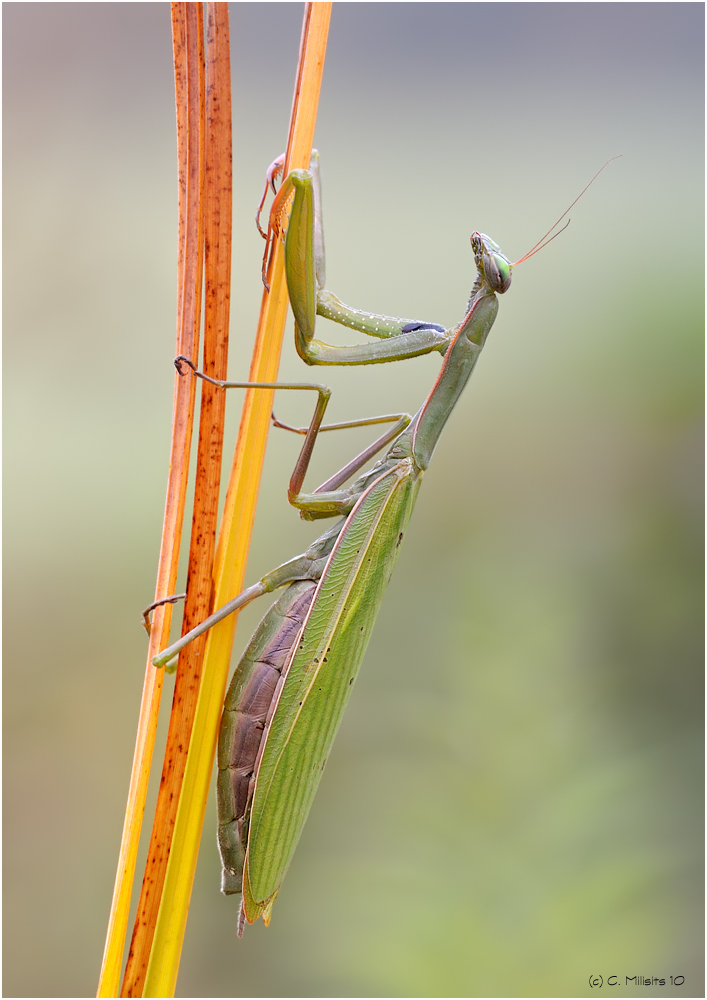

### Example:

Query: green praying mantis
xmin=152 ymin=151 xmax=615 ymax=933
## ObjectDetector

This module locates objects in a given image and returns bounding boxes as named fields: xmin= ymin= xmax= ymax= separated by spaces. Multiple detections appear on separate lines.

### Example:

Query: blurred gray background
xmin=4 ymin=3 xmax=703 ymax=997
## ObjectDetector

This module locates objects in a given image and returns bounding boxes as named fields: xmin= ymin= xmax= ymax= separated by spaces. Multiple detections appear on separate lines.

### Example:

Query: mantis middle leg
xmin=151 ymin=359 xmax=412 ymax=667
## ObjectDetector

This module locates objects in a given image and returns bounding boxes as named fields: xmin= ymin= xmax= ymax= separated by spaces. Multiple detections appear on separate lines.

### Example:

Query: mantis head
xmin=471 ymin=232 xmax=513 ymax=294
xmin=474 ymin=156 xmax=621 ymax=294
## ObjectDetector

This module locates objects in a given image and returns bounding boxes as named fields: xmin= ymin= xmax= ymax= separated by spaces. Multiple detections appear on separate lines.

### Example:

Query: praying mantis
xmin=153 ymin=151 xmax=613 ymax=933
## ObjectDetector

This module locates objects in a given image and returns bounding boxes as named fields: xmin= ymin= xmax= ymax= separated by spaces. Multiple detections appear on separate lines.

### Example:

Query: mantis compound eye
xmin=485 ymin=253 xmax=512 ymax=294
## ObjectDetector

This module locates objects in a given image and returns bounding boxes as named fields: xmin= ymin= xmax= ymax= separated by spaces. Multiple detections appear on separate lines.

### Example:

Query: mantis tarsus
xmin=153 ymin=151 xmax=614 ymax=933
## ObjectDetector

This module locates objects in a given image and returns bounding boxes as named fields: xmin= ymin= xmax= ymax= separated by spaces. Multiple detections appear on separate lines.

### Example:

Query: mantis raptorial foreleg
xmin=263 ymin=151 xmax=452 ymax=366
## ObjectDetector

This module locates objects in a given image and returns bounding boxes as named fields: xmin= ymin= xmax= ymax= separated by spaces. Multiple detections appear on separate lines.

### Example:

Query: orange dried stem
xmin=96 ymin=5 xmax=205 ymax=998
xmin=120 ymin=4 xmax=230 ymax=996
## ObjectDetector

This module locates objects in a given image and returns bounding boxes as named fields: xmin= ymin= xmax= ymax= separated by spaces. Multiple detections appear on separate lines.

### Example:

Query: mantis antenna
xmin=512 ymin=155 xmax=621 ymax=267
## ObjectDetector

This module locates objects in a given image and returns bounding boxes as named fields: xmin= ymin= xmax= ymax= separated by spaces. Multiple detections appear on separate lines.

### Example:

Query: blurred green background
xmin=4 ymin=4 xmax=703 ymax=997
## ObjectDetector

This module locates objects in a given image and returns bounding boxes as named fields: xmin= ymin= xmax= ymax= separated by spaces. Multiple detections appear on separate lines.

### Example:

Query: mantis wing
xmin=243 ymin=460 xmax=422 ymax=922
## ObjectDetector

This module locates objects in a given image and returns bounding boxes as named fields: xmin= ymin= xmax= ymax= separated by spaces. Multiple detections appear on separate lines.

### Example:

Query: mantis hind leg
xmin=152 ymin=527 xmax=341 ymax=669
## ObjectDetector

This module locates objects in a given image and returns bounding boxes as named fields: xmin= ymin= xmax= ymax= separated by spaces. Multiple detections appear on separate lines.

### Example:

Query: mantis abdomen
xmin=217 ymin=579 xmax=319 ymax=893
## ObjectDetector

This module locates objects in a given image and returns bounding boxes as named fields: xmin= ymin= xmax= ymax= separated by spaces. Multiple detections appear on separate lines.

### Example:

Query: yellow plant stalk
xmin=143 ymin=5 xmax=332 ymax=997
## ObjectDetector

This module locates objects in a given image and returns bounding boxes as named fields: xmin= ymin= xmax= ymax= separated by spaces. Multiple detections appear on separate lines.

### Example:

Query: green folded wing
xmin=243 ymin=459 xmax=422 ymax=920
